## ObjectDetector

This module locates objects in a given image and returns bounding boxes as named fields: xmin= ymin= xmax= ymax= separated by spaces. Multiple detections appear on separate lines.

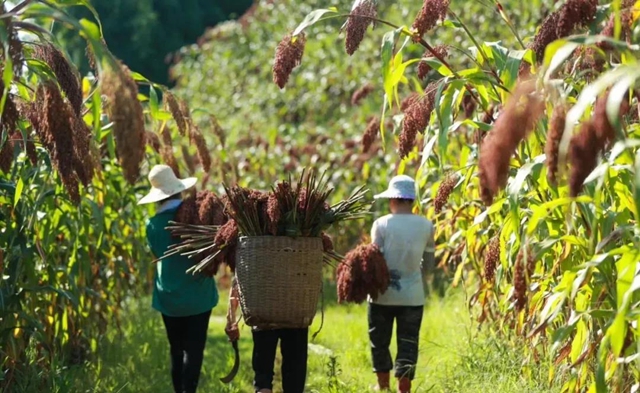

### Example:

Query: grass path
xmin=47 ymin=289 xmax=558 ymax=393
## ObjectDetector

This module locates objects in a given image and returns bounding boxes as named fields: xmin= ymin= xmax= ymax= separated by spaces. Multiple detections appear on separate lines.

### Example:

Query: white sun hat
xmin=374 ymin=175 xmax=417 ymax=200
xmin=137 ymin=165 xmax=197 ymax=205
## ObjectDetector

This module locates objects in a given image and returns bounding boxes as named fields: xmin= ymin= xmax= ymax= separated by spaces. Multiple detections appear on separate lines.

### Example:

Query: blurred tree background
xmin=57 ymin=0 xmax=254 ymax=85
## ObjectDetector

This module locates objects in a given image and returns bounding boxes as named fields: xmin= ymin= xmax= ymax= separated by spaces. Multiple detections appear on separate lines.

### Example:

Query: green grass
xmin=12 ymin=288 xmax=561 ymax=393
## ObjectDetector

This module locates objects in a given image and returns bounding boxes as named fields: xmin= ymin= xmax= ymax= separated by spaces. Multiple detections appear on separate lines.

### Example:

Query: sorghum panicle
xmin=484 ymin=236 xmax=500 ymax=283
xmin=345 ymin=0 xmax=377 ymax=56
xmin=569 ymin=121 xmax=600 ymax=197
xmin=211 ymin=115 xmax=226 ymax=147
xmin=273 ymin=33 xmax=306 ymax=89
xmin=71 ymin=114 xmax=96 ymax=186
xmin=412 ymin=0 xmax=450 ymax=40
xmin=351 ymin=83 xmax=374 ymax=106
xmin=362 ymin=117 xmax=380 ymax=153
xmin=418 ymin=45 xmax=448 ymax=80
xmin=161 ymin=146 xmax=181 ymax=178
xmin=165 ymin=92 xmax=188 ymax=136
xmin=462 ymin=94 xmax=476 ymax=119
xmin=146 ymin=131 xmax=161 ymax=153
xmin=1 ymin=4 xmax=24 ymax=75
xmin=400 ymin=85 xmax=437 ymax=158
xmin=190 ymin=126 xmax=212 ymax=172
xmin=400 ymin=93 xmax=419 ymax=112
xmin=556 ymin=0 xmax=598 ymax=38
xmin=531 ymin=13 xmax=559 ymax=62
xmin=0 ymin=137 xmax=13 ymax=173
xmin=513 ymin=251 xmax=528 ymax=311
xmin=478 ymin=81 xmax=543 ymax=205
xmin=545 ymin=105 xmax=567 ymax=185
xmin=321 ymin=232 xmax=334 ymax=252
xmin=100 ymin=63 xmax=145 ymax=185
xmin=434 ymin=175 xmax=457 ymax=213
xmin=34 ymin=44 xmax=83 ymax=116
xmin=35 ymin=82 xmax=80 ymax=203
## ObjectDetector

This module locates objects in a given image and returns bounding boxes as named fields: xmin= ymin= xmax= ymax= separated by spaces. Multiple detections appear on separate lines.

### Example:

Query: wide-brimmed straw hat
xmin=137 ymin=165 xmax=196 ymax=205
xmin=374 ymin=175 xmax=416 ymax=200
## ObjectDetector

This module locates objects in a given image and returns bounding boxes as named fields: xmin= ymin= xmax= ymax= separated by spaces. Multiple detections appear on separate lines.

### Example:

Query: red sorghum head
xmin=344 ymin=0 xmax=377 ymax=56
xmin=351 ymin=83 xmax=374 ymax=106
xmin=412 ymin=0 xmax=450 ymax=40
xmin=100 ymin=63 xmax=145 ymax=185
xmin=362 ymin=117 xmax=380 ymax=153
xmin=545 ymin=105 xmax=567 ymax=185
xmin=273 ymin=33 xmax=306 ymax=89
xmin=34 ymin=44 xmax=83 ymax=116
xmin=478 ymin=81 xmax=543 ymax=205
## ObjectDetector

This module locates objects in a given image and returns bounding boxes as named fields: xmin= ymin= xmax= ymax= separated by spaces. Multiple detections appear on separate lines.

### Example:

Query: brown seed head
xmin=593 ymin=91 xmax=629 ymax=149
xmin=100 ymin=63 xmax=145 ymax=184
xmin=210 ymin=115 xmax=226 ymax=147
xmin=478 ymin=81 xmax=543 ymax=205
xmin=513 ymin=250 xmax=528 ymax=311
xmin=362 ymin=117 xmax=380 ymax=153
xmin=531 ymin=13 xmax=559 ymax=63
xmin=321 ymin=232 xmax=334 ymax=252
xmin=400 ymin=93 xmax=420 ymax=112
xmin=412 ymin=0 xmax=450 ymax=40
xmin=175 ymin=194 xmax=198 ymax=224
xmin=34 ymin=82 xmax=79 ymax=203
xmin=273 ymin=32 xmax=306 ymax=89
xmin=418 ymin=45 xmax=448 ymax=80
xmin=462 ymin=94 xmax=476 ymax=119
xmin=0 ymin=136 xmax=13 ymax=173
xmin=0 ymin=79 xmax=19 ymax=134
xmin=545 ymin=105 xmax=567 ymax=185
xmin=345 ymin=0 xmax=377 ymax=56
xmin=71 ymin=114 xmax=96 ymax=186
xmin=434 ymin=174 xmax=457 ymax=213
xmin=569 ymin=121 xmax=600 ymax=197
xmin=556 ymin=0 xmax=598 ymax=38
xmin=145 ymin=131 xmax=161 ymax=153
xmin=160 ymin=123 xmax=172 ymax=147
xmin=214 ymin=219 xmax=239 ymax=271
xmin=400 ymin=85 xmax=437 ymax=159
xmin=34 ymin=44 xmax=83 ymax=116
xmin=165 ymin=92 xmax=188 ymax=136
xmin=190 ymin=126 xmax=211 ymax=172
xmin=484 ymin=236 xmax=500 ymax=283
xmin=197 ymin=191 xmax=226 ymax=226
xmin=351 ymin=83 xmax=374 ymax=106
xmin=161 ymin=146 xmax=180 ymax=178
xmin=1 ymin=4 xmax=24 ymax=75
xmin=9 ymin=130 xmax=38 ymax=165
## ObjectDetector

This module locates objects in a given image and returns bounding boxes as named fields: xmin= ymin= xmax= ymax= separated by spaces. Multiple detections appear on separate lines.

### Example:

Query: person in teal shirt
xmin=138 ymin=165 xmax=218 ymax=393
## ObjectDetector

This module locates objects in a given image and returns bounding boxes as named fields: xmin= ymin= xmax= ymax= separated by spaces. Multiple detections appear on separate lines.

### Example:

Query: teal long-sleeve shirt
xmin=146 ymin=201 xmax=218 ymax=317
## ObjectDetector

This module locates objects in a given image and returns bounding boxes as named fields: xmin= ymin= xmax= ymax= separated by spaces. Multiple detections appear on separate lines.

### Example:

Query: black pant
xmin=161 ymin=310 xmax=211 ymax=393
xmin=252 ymin=328 xmax=308 ymax=392
xmin=368 ymin=304 xmax=423 ymax=380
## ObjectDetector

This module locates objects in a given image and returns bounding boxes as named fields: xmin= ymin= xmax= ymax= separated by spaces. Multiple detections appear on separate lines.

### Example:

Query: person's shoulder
xmin=374 ymin=214 xmax=393 ymax=226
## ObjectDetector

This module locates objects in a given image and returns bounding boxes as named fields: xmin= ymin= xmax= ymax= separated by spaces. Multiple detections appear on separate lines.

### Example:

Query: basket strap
xmin=312 ymin=284 xmax=324 ymax=341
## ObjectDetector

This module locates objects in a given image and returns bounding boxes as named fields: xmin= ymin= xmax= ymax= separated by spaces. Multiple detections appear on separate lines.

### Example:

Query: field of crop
xmin=12 ymin=288 xmax=560 ymax=393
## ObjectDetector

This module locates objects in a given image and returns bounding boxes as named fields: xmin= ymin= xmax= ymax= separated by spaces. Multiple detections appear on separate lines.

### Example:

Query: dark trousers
xmin=252 ymin=328 xmax=308 ymax=392
xmin=368 ymin=303 xmax=424 ymax=380
xmin=161 ymin=310 xmax=211 ymax=393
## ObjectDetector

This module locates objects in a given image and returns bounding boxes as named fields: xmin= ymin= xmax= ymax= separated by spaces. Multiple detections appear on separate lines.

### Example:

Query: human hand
xmin=225 ymin=322 xmax=239 ymax=342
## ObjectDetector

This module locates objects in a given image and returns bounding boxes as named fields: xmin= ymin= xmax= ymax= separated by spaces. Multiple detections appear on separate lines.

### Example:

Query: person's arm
xmin=225 ymin=276 xmax=240 ymax=341
xmin=421 ymin=223 xmax=436 ymax=283
xmin=371 ymin=220 xmax=384 ymax=248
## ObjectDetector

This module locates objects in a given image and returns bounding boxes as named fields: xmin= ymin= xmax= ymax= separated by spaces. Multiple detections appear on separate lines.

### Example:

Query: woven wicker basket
xmin=235 ymin=236 xmax=324 ymax=329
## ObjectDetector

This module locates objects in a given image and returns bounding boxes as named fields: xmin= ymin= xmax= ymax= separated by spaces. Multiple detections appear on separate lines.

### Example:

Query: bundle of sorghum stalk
xmin=163 ymin=190 xmax=231 ymax=276
xmin=166 ymin=169 xmax=370 ymax=275
xmin=336 ymin=243 xmax=390 ymax=304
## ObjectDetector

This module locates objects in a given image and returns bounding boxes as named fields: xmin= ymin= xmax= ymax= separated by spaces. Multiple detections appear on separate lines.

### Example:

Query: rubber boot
xmin=374 ymin=372 xmax=390 ymax=391
xmin=398 ymin=377 xmax=411 ymax=393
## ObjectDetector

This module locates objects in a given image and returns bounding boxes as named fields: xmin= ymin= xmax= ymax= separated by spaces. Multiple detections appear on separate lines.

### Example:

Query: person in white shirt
xmin=368 ymin=175 xmax=436 ymax=393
